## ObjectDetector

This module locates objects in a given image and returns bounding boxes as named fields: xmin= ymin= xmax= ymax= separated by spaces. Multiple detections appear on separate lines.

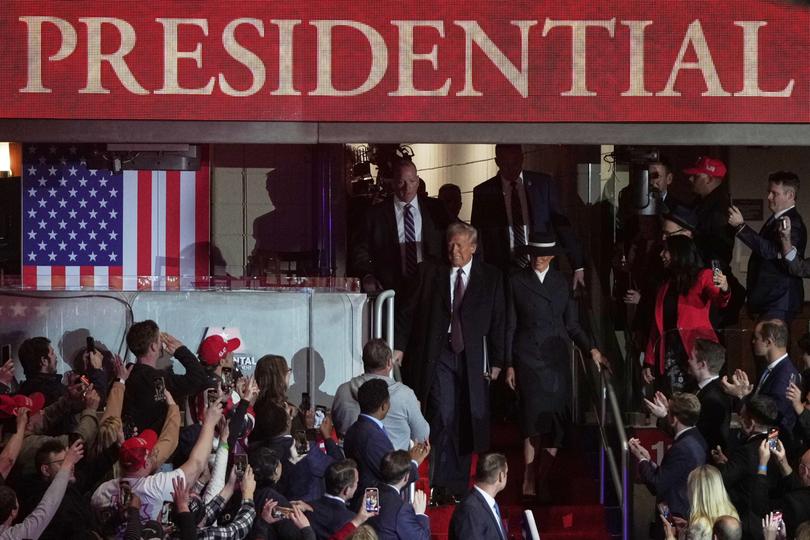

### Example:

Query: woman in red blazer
xmin=642 ymin=235 xmax=731 ymax=392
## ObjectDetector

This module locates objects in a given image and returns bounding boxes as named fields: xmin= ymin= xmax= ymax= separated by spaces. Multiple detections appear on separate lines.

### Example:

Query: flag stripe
xmin=36 ymin=266 xmax=51 ymax=290
xmin=137 ymin=170 xmax=152 ymax=289
xmin=152 ymin=171 xmax=162 ymax=288
xmin=80 ymin=266 xmax=94 ymax=289
xmin=109 ymin=266 xmax=122 ymax=290
xmin=65 ymin=266 xmax=80 ymax=290
xmin=122 ymin=170 xmax=138 ymax=291
xmin=195 ymin=157 xmax=210 ymax=281
xmin=166 ymin=171 xmax=181 ymax=288
xmin=179 ymin=171 xmax=197 ymax=288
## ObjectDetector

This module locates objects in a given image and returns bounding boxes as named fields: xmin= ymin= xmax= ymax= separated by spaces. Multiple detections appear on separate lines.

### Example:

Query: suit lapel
xmin=472 ymin=489 xmax=505 ymax=539
xmin=518 ymin=267 xmax=553 ymax=303
xmin=439 ymin=264 xmax=452 ymax=313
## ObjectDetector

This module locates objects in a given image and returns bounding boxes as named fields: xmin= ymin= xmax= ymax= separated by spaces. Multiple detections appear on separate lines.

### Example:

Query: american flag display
xmin=22 ymin=145 xmax=210 ymax=290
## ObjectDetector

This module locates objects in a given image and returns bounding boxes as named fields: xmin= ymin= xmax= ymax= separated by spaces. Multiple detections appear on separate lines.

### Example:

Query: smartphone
xmin=234 ymin=453 xmax=248 ymax=479
xmin=314 ymin=405 xmax=327 ymax=429
xmin=79 ymin=374 xmax=91 ymax=391
xmin=300 ymin=392 xmax=311 ymax=413
xmin=68 ymin=432 xmax=82 ymax=446
xmin=154 ymin=376 xmax=166 ymax=402
xmin=1 ymin=345 xmax=10 ymax=364
xmin=768 ymin=428 xmax=780 ymax=451
xmin=790 ymin=372 xmax=802 ymax=387
xmin=123 ymin=419 xmax=138 ymax=439
xmin=221 ymin=367 xmax=234 ymax=392
xmin=119 ymin=480 xmax=132 ymax=508
xmin=710 ymin=259 xmax=721 ymax=274
xmin=159 ymin=501 xmax=176 ymax=532
xmin=206 ymin=388 xmax=219 ymax=406
xmin=780 ymin=216 xmax=789 ymax=231
xmin=364 ymin=487 xmax=380 ymax=513
xmin=658 ymin=502 xmax=672 ymax=524
xmin=294 ymin=430 xmax=309 ymax=455
xmin=271 ymin=506 xmax=293 ymax=520
xmin=86 ymin=336 xmax=95 ymax=353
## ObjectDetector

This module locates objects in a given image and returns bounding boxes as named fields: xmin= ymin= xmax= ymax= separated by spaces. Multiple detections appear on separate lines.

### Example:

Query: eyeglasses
xmin=44 ymin=458 xmax=65 ymax=466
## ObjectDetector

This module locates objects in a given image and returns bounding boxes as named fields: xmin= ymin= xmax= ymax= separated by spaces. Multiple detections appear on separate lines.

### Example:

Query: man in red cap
xmin=91 ymin=399 xmax=223 ymax=522
xmin=685 ymin=156 xmax=745 ymax=326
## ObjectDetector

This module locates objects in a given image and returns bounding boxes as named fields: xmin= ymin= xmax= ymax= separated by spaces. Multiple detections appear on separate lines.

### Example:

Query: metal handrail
xmin=574 ymin=348 xmax=630 ymax=540
xmin=372 ymin=289 xmax=395 ymax=351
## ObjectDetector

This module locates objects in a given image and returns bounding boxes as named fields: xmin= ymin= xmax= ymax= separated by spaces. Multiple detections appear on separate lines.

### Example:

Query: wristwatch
xmin=115 ymin=377 xmax=126 ymax=385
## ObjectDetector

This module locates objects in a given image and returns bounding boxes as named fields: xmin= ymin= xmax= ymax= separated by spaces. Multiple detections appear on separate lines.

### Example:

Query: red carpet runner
xmin=423 ymin=423 xmax=613 ymax=539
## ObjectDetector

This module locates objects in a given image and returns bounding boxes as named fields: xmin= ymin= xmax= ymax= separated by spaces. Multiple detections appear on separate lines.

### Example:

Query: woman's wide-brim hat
xmin=516 ymin=232 xmax=562 ymax=257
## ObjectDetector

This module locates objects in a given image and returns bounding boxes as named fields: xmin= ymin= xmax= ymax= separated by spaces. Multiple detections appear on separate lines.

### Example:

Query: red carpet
xmin=424 ymin=423 xmax=613 ymax=539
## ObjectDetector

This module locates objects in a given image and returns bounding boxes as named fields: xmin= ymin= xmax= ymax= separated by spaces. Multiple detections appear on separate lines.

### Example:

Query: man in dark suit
xmin=342 ymin=379 xmax=428 ymax=511
xmin=721 ymin=319 xmax=800 ymax=436
xmin=728 ymin=170 xmax=807 ymax=322
xmin=644 ymin=339 xmax=733 ymax=458
xmin=629 ymin=393 xmax=707 ymax=520
xmin=395 ymin=222 xmax=506 ymax=501
xmin=305 ymin=460 xmax=358 ymax=540
xmin=351 ymin=159 xmax=449 ymax=294
xmin=470 ymin=144 xmax=585 ymax=288
xmin=369 ymin=450 xmax=430 ymax=540
xmin=450 ymin=453 xmax=508 ymax=540
xmin=712 ymin=395 xmax=782 ymax=538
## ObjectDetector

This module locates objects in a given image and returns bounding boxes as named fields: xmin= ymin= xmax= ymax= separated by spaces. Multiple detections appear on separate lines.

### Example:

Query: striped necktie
xmin=510 ymin=181 xmax=528 ymax=267
xmin=404 ymin=203 xmax=418 ymax=277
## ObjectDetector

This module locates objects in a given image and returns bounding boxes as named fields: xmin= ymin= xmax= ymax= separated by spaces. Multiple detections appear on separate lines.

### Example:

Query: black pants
xmin=428 ymin=343 xmax=472 ymax=496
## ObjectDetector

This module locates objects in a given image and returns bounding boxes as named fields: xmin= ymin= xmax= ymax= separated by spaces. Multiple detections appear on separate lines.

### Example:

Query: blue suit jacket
xmin=738 ymin=207 xmax=806 ymax=316
xmin=369 ymin=484 xmax=430 ymax=540
xmin=449 ymin=488 xmax=505 ymax=540
xmin=343 ymin=415 xmax=417 ymax=510
xmin=638 ymin=427 xmax=707 ymax=517
xmin=305 ymin=495 xmax=355 ymax=540
xmin=756 ymin=356 xmax=800 ymax=432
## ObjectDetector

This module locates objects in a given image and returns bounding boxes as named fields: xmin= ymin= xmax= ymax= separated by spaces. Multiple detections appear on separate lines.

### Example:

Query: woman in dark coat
xmin=504 ymin=232 xmax=608 ymax=501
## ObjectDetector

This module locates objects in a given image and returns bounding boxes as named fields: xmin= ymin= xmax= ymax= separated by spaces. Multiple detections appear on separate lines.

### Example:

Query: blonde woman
xmin=687 ymin=465 xmax=739 ymax=536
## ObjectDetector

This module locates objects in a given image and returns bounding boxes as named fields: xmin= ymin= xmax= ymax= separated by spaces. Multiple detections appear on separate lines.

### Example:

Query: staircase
xmin=425 ymin=422 xmax=619 ymax=539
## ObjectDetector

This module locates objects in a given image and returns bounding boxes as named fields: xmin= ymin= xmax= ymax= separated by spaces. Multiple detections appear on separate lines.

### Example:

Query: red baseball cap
xmin=684 ymin=157 xmax=727 ymax=179
xmin=0 ymin=392 xmax=46 ymax=418
xmin=120 ymin=429 xmax=158 ymax=470
xmin=199 ymin=334 xmax=240 ymax=366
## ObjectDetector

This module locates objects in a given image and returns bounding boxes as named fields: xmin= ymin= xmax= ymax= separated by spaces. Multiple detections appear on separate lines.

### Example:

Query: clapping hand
xmin=627 ymin=438 xmax=650 ymax=461
xmin=721 ymin=369 xmax=752 ymax=399
xmin=643 ymin=391 xmax=669 ymax=419
xmin=711 ymin=445 xmax=728 ymax=465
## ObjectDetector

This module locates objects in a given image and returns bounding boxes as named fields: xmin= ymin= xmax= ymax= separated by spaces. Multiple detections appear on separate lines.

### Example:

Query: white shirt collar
xmin=452 ymin=258 xmax=474 ymax=276
xmin=674 ymin=426 xmax=694 ymax=440
xmin=534 ymin=266 xmax=550 ymax=283
xmin=767 ymin=353 xmax=788 ymax=371
xmin=360 ymin=413 xmax=385 ymax=431
xmin=474 ymin=485 xmax=497 ymax=508
xmin=500 ymin=171 xmax=524 ymax=187
xmin=698 ymin=375 xmax=719 ymax=390
xmin=394 ymin=196 xmax=419 ymax=211
xmin=773 ymin=206 xmax=795 ymax=220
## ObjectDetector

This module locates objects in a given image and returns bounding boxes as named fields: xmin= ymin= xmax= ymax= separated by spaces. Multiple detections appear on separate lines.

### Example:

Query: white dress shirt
xmin=450 ymin=259 xmax=473 ymax=305
xmin=394 ymin=196 xmax=423 ymax=274
xmin=534 ymin=266 xmax=550 ymax=284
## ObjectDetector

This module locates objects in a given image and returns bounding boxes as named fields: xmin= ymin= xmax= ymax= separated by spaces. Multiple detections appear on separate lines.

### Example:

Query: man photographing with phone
xmin=728 ymin=170 xmax=806 ymax=322
xmin=122 ymin=320 xmax=208 ymax=434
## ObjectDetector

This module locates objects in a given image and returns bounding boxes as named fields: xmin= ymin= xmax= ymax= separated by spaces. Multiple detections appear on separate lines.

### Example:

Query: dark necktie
xmin=403 ymin=203 xmax=418 ymax=277
xmin=510 ymin=181 xmax=528 ymax=267
xmin=451 ymin=268 xmax=465 ymax=353
xmin=755 ymin=367 xmax=772 ymax=394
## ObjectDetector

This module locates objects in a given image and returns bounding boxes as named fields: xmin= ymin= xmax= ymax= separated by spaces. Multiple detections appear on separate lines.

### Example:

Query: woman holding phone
xmin=641 ymin=235 xmax=730 ymax=393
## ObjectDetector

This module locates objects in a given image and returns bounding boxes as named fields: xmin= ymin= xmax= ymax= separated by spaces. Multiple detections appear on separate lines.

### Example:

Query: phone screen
xmin=294 ymin=430 xmax=309 ymax=454
xmin=364 ymin=487 xmax=380 ymax=513
xmin=154 ymin=376 xmax=166 ymax=401
xmin=86 ymin=336 xmax=95 ymax=353
xmin=768 ymin=429 xmax=780 ymax=451
xmin=234 ymin=453 xmax=248 ymax=478
xmin=1 ymin=345 xmax=10 ymax=364
xmin=314 ymin=406 xmax=327 ymax=429
xmin=206 ymin=388 xmax=219 ymax=406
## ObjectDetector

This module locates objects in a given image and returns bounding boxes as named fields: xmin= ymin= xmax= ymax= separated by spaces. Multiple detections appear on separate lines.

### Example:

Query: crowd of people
xmin=3 ymin=145 xmax=810 ymax=540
